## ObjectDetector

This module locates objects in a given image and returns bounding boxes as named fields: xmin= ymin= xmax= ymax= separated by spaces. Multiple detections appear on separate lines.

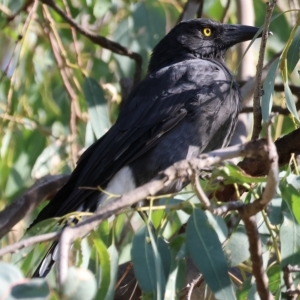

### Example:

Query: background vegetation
xmin=0 ymin=0 xmax=300 ymax=299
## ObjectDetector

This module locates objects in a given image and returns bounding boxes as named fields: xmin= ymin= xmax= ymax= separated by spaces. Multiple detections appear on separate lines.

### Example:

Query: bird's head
xmin=149 ymin=18 xmax=264 ymax=73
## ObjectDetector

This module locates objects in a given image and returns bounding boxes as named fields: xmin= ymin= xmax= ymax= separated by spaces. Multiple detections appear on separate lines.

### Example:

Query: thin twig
xmin=239 ymin=215 xmax=272 ymax=300
xmin=42 ymin=7 xmax=79 ymax=166
xmin=191 ymin=169 xmax=244 ymax=214
xmin=251 ymin=0 xmax=276 ymax=140
xmin=287 ymin=265 xmax=300 ymax=272
xmin=220 ymin=0 xmax=231 ymax=23
xmin=39 ymin=0 xmax=142 ymax=86
xmin=215 ymin=127 xmax=298 ymax=203
xmin=186 ymin=274 xmax=203 ymax=300
xmin=0 ymin=175 xmax=69 ymax=239
xmin=0 ymin=232 xmax=60 ymax=256
xmin=115 ymin=262 xmax=133 ymax=289
xmin=283 ymin=266 xmax=297 ymax=300
xmin=5 ymin=0 xmax=34 ymax=25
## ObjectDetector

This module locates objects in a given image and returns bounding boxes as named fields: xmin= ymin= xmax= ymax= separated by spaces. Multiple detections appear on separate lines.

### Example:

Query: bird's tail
xmin=32 ymin=241 xmax=59 ymax=278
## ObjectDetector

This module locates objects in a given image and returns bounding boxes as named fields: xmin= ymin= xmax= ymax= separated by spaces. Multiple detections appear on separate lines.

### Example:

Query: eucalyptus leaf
xmin=131 ymin=225 xmax=166 ymax=299
xmin=287 ymin=26 xmax=300 ymax=74
xmin=261 ymin=57 xmax=279 ymax=122
xmin=280 ymin=181 xmax=300 ymax=226
xmin=186 ymin=208 xmax=236 ymax=300
xmin=165 ymin=236 xmax=186 ymax=300
xmin=83 ymin=77 xmax=111 ymax=139
xmin=267 ymin=265 xmax=281 ymax=294
xmin=284 ymin=81 xmax=300 ymax=121
xmin=224 ymin=224 xmax=250 ymax=267
xmin=61 ymin=267 xmax=96 ymax=300
xmin=104 ymin=245 xmax=119 ymax=300
xmin=280 ymin=200 xmax=300 ymax=267
xmin=92 ymin=235 xmax=111 ymax=300
xmin=211 ymin=163 xmax=266 ymax=185
xmin=11 ymin=279 xmax=50 ymax=300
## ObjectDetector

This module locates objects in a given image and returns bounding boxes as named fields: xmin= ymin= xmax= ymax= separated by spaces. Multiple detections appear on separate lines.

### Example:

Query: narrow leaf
xmin=164 ymin=235 xmax=186 ymax=300
xmin=92 ymin=235 xmax=111 ymax=300
xmin=224 ymin=224 xmax=250 ymax=267
xmin=281 ymin=181 xmax=300 ymax=225
xmin=131 ymin=225 xmax=166 ymax=298
xmin=147 ymin=224 xmax=166 ymax=300
xmin=261 ymin=57 xmax=279 ymax=122
xmin=287 ymin=26 xmax=300 ymax=74
xmin=83 ymin=77 xmax=110 ymax=139
xmin=186 ymin=208 xmax=236 ymax=300
xmin=280 ymin=201 xmax=300 ymax=267
xmin=131 ymin=226 xmax=157 ymax=294
xmin=11 ymin=279 xmax=50 ymax=300
xmin=284 ymin=81 xmax=300 ymax=121
xmin=104 ymin=245 xmax=119 ymax=300
xmin=61 ymin=268 xmax=96 ymax=300
xmin=267 ymin=265 xmax=281 ymax=294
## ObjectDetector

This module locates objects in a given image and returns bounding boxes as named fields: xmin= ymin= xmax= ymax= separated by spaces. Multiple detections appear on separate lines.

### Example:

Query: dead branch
xmin=215 ymin=127 xmax=300 ymax=202
xmin=0 ymin=175 xmax=69 ymax=239
xmin=39 ymin=0 xmax=142 ymax=86
xmin=238 ymin=121 xmax=278 ymax=300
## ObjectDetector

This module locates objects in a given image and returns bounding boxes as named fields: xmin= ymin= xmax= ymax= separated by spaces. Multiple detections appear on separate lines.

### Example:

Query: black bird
xmin=31 ymin=18 xmax=261 ymax=277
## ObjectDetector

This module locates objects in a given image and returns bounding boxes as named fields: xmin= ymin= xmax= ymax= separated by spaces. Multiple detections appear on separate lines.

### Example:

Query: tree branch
xmin=0 ymin=175 xmax=69 ymax=239
xmin=251 ymin=0 xmax=276 ymax=140
xmin=215 ymin=127 xmax=300 ymax=202
xmin=39 ymin=0 xmax=142 ymax=86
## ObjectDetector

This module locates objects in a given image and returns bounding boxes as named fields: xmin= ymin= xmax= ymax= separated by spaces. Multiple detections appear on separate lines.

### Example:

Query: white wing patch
xmin=99 ymin=166 xmax=136 ymax=205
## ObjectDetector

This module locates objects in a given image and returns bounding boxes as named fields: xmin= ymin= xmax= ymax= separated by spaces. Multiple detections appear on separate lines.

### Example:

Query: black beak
xmin=222 ymin=24 xmax=271 ymax=46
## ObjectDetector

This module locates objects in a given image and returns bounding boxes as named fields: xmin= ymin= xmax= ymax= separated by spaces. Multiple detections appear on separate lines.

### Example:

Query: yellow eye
xmin=202 ymin=27 xmax=212 ymax=37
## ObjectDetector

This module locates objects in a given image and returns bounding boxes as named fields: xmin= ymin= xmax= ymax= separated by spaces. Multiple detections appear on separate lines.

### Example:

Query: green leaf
xmin=92 ymin=235 xmax=111 ymax=300
xmin=236 ymin=277 xmax=252 ymax=300
xmin=266 ymin=195 xmax=283 ymax=225
xmin=157 ymin=237 xmax=171 ymax=280
xmin=104 ymin=245 xmax=119 ymax=300
xmin=147 ymin=225 xmax=166 ymax=300
xmin=0 ymin=262 xmax=23 ymax=288
xmin=224 ymin=224 xmax=250 ymax=267
xmin=164 ymin=235 xmax=186 ymax=300
xmin=131 ymin=225 xmax=166 ymax=298
xmin=206 ymin=211 xmax=228 ymax=244
xmin=83 ymin=77 xmax=111 ymax=139
xmin=93 ymin=0 xmax=111 ymax=18
xmin=85 ymin=120 xmax=96 ymax=148
xmin=286 ymin=173 xmax=300 ymax=190
xmin=11 ymin=279 xmax=50 ymax=300
xmin=186 ymin=208 xmax=236 ymax=299
xmin=280 ymin=181 xmax=300 ymax=225
xmin=287 ymin=26 xmax=300 ymax=74
xmin=95 ymin=219 xmax=110 ymax=247
xmin=280 ymin=200 xmax=300 ymax=267
xmin=284 ymin=81 xmax=300 ymax=121
xmin=248 ymin=282 xmax=259 ymax=300
xmin=267 ymin=265 xmax=281 ymax=294
xmin=261 ymin=58 xmax=279 ymax=122
xmin=61 ymin=267 xmax=97 ymax=300
xmin=211 ymin=163 xmax=265 ymax=186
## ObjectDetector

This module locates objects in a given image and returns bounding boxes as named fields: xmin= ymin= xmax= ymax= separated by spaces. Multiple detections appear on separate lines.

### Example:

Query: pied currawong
xmin=30 ymin=18 xmax=263 ymax=277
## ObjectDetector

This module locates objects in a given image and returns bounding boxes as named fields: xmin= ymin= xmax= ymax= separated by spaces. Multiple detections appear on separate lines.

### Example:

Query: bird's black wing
xmin=30 ymin=58 xmax=237 ymax=227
